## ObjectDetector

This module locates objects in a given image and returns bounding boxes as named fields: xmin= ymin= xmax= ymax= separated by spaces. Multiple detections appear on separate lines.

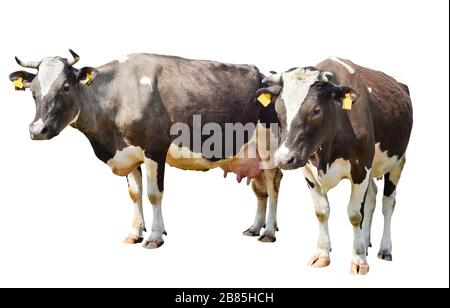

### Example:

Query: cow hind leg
xmin=258 ymin=168 xmax=282 ymax=243
xmin=243 ymin=174 xmax=267 ymax=237
xmin=378 ymin=157 xmax=406 ymax=261
xmin=362 ymin=178 xmax=377 ymax=254
xmin=123 ymin=166 xmax=146 ymax=244
xmin=143 ymin=154 xmax=167 ymax=249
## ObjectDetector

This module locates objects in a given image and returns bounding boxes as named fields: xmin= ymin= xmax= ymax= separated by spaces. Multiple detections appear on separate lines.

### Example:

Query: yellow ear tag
xmin=85 ymin=73 xmax=92 ymax=86
xmin=257 ymin=93 xmax=272 ymax=107
xmin=342 ymin=93 xmax=353 ymax=110
xmin=13 ymin=77 xmax=25 ymax=90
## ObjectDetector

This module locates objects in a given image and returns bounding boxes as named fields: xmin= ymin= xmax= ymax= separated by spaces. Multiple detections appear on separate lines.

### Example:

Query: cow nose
xmin=277 ymin=153 xmax=295 ymax=166
xmin=29 ymin=119 xmax=48 ymax=140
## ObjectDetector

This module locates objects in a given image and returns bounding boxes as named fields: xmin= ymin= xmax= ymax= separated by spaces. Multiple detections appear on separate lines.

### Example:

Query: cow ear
xmin=256 ymin=85 xmax=282 ymax=97
xmin=9 ymin=71 xmax=35 ymax=91
xmin=76 ymin=67 xmax=98 ymax=86
xmin=334 ymin=86 xmax=358 ymax=110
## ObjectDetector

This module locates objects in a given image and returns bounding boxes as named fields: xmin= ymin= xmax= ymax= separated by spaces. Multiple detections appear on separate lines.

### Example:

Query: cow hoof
xmin=123 ymin=234 xmax=143 ymax=244
xmin=377 ymin=251 xmax=393 ymax=261
xmin=143 ymin=239 xmax=164 ymax=249
xmin=243 ymin=228 xmax=260 ymax=237
xmin=308 ymin=256 xmax=330 ymax=268
xmin=350 ymin=263 xmax=370 ymax=275
xmin=258 ymin=233 xmax=276 ymax=243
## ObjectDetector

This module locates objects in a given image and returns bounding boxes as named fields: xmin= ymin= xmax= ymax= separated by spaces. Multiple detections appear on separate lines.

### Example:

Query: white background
xmin=0 ymin=0 xmax=448 ymax=288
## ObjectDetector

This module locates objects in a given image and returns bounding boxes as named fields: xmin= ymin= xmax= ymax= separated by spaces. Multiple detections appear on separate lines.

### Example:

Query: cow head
xmin=264 ymin=67 xmax=358 ymax=169
xmin=9 ymin=50 xmax=98 ymax=140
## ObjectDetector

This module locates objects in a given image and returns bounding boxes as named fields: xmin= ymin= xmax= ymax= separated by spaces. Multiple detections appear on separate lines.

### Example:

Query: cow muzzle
xmin=29 ymin=119 xmax=53 ymax=140
xmin=277 ymin=153 xmax=307 ymax=170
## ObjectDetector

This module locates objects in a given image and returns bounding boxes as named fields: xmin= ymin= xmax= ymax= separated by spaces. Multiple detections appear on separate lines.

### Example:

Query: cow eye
xmin=62 ymin=84 xmax=70 ymax=92
xmin=312 ymin=108 xmax=321 ymax=116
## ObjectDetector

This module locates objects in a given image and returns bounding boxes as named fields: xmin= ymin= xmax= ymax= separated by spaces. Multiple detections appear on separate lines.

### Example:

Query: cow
xmin=9 ymin=50 xmax=283 ymax=249
xmin=260 ymin=57 xmax=413 ymax=274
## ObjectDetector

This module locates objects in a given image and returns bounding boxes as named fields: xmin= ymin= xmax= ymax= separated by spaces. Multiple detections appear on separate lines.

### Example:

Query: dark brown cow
xmin=261 ymin=57 xmax=413 ymax=274
xmin=9 ymin=51 xmax=283 ymax=249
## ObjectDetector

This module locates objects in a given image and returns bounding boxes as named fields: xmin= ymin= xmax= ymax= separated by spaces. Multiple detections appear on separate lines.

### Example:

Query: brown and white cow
xmin=261 ymin=57 xmax=413 ymax=274
xmin=9 ymin=50 xmax=283 ymax=249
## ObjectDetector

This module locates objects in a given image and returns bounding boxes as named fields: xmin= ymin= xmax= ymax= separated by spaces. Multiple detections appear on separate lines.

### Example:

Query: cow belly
xmin=372 ymin=143 xmax=401 ymax=179
xmin=107 ymin=146 xmax=145 ymax=176
xmin=166 ymin=144 xmax=263 ymax=181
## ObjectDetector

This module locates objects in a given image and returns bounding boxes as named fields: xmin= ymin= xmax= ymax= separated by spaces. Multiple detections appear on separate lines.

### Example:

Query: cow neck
xmin=71 ymin=83 xmax=122 ymax=151
xmin=315 ymin=107 xmax=354 ymax=172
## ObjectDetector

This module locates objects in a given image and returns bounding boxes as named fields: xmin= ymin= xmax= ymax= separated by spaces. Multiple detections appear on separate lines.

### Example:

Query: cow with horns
xmin=9 ymin=50 xmax=283 ymax=248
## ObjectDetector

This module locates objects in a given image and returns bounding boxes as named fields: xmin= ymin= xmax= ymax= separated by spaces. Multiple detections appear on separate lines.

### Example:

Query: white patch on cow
xmin=274 ymin=142 xmax=290 ymax=166
xmin=329 ymin=56 xmax=355 ymax=74
xmin=31 ymin=118 xmax=45 ymax=131
xmin=280 ymin=68 xmax=320 ymax=131
xmin=319 ymin=158 xmax=352 ymax=193
xmin=69 ymin=110 xmax=80 ymax=125
xmin=372 ymin=143 xmax=401 ymax=179
xmin=140 ymin=76 xmax=153 ymax=88
xmin=117 ymin=55 xmax=128 ymax=63
xmin=107 ymin=146 xmax=144 ymax=176
xmin=127 ymin=168 xmax=145 ymax=236
xmin=143 ymin=158 xmax=166 ymax=246
xmin=348 ymin=168 xmax=371 ymax=266
xmin=380 ymin=192 xmax=395 ymax=254
xmin=37 ymin=58 xmax=64 ymax=98
xmin=367 ymin=87 xmax=373 ymax=93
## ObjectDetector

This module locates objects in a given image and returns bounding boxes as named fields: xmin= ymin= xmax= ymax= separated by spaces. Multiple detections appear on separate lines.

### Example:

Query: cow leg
xmin=258 ymin=168 xmax=282 ymax=243
xmin=142 ymin=155 xmax=167 ymax=249
xmin=379 ymin=158 xmax=406 ymax=261
xmin=362 ymin=178 xmax=377 ymax=254
xmin=243 ymin=174 xmax=267 ymax=237
xmin=304 ymin=170 xmax=332 ymax=268
xmin=348 ymin=170 xmax=371 ymax=275
xmin=123 ymin=166 xmax=146 ymax=244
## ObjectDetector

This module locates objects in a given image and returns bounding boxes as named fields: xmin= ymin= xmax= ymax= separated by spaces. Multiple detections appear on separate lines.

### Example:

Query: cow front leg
xmin=303 ymin=166 xmax=332 ymax=268
xmin=143 ymin=155 xmax=167 ymax=249
xmin=258 ymin=168 xmax=282 ymax=243
xmin=243 ymin=174 xmax=267 ymax=237
xmin=123 ymin=166 xmax=146 ymax=244
xmin=348 ymin=170 xmax=371 ymax=275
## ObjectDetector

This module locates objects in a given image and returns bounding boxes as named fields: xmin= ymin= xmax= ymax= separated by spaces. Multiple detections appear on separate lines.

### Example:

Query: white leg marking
xmin=348 ymin=169 xmax=371 ymax=274
xmin=128 ymin=168 xmax=145 ymax=237
xmin=362 ymin=179 xmax=377 ymax=253
xmin=143 ymin=158 xmax=166 ymax=249
xmin=379 ymin=157 xmax=405 ymax=260
xmin=259 ymin=169 xmax=281 ymax=242
xmin=244 ymin=176 xmax=267 ymax=236
xmin=303 ymin=164 xmax=331 ymax=267
xmin=380 ymin=192 xmax=395 ymax=256
xmin=329 ymin=56 xmax=355 ymax=74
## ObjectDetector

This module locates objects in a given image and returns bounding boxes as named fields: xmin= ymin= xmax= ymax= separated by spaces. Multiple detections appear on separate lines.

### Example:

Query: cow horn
xmin=262 ymin=72 xmax=282 ymax=85
xmin=320 ymin=71 xmax=334 ymax=82
xmin=15 ymin=56 xmax=40 ymax=69
xmin=67 ymin=49 xmax=80 ymax=66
